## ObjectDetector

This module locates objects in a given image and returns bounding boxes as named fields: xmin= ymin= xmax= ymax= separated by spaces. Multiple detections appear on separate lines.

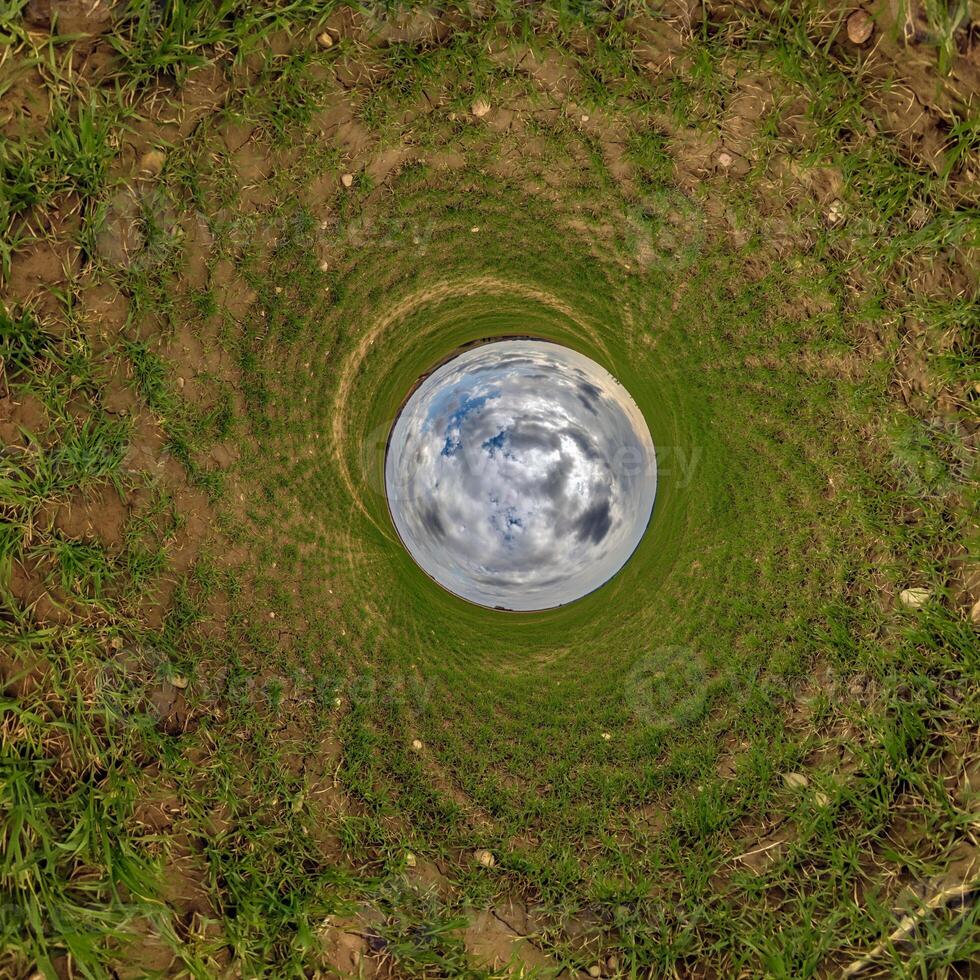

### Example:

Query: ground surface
xmin=1 ymin=1 xmax=978 ymax=977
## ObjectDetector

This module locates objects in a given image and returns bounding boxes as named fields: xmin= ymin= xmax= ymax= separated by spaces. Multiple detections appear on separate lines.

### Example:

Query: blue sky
xmin=385 ymin=340 xmax=657 ymax=610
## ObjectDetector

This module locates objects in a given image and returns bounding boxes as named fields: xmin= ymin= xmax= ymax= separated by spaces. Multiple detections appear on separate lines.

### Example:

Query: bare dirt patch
xmin=36 ymin=486 xmax=129 ymax=549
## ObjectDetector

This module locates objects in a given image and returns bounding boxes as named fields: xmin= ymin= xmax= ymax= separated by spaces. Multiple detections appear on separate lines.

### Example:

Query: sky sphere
xmin=384 ymin=340 xmax=657 ymax=610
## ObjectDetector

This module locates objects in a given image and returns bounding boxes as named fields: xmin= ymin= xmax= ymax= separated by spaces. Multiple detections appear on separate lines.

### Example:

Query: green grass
xmin=1 ymin=1 xmax=977 ymax=977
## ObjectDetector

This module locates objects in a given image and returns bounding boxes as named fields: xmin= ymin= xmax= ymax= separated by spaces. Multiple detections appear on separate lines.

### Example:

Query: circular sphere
xmin=384 ymin=339 xmax=657 ymax=610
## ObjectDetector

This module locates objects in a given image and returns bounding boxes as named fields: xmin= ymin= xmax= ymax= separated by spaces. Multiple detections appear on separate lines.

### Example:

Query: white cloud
xmin=385 ymin=340 xmax=657 ymax=610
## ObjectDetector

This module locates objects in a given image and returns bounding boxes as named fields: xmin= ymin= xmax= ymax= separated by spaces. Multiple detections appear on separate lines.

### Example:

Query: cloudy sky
xmin=385 ymin=340 xmax=657 ymax=610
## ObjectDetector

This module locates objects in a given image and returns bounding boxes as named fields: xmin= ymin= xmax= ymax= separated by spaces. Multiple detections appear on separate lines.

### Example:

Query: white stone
xmin=783 ymin=772 xmax=809 ymax=790
xmin=899 ymin=588 xmax=930 ymax=609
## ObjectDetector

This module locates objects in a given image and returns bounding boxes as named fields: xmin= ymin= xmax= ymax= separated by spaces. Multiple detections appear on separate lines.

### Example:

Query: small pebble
xmin=316 ymin=30 xmax=335 ymax=49
xmin=138 ymin=149 xmax=166 ymax=175
xmin=718 ymin=151 xmax=734 ymax=168
xmin=588 ymin=967 xmax=601 ymax=978
xmin=411 ymin=739 xmax=423 ymax=751
xmin=899 ymin=587 xmax=930 ymax=609
xmin=474 ymin=848 xmax=495 ymax=868
xmin=847 ymin=9 xmax=874 ymax=44
xmin=341 ymin=172 xmax=354 ymax=188
xmin=783 ymin=772 xmax=809 ymax=790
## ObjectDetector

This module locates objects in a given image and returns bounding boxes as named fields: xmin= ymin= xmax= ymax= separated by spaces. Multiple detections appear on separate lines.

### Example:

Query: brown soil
xmin=0 ymin=391 xmax=49 ymax=445
xmin=461 ymin=907 xmax=561 ymax=976
xmin=36 ymin=487 xmax=129 ymax=549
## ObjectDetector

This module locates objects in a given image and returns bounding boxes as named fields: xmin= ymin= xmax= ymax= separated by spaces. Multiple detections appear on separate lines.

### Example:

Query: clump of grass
xmin=0 ymin=616 xmax=182 ymax=978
